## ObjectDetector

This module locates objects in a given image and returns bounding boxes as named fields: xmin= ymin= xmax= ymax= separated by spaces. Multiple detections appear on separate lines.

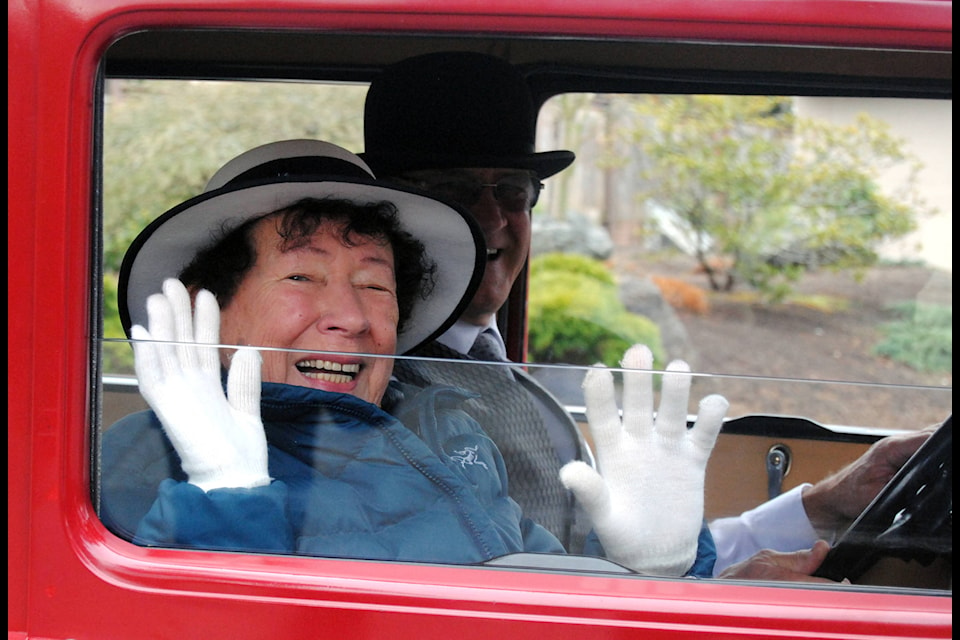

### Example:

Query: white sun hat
xmin=119 ymin=139 xmax=485 ymax=354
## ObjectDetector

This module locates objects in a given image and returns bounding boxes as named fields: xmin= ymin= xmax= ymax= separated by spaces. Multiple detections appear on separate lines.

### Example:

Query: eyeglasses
xmin=405 ymin=174 xmax=544 ymax=212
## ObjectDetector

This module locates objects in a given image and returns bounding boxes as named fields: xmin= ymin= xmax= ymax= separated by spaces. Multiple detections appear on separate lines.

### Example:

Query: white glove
xmin=560 ymin=344 xmax=728 ymax=576
xmin=131 ymin=278 xmax=270 ymax=492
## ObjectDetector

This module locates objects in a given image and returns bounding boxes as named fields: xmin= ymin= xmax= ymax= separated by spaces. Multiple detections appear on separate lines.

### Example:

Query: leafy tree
xmin=101 ymin=272 xmax=134 ymax=374
xmin=622 ymin=95 xmax=929 ymax=302
xmin=103 ymin=79 xmax=366 ymax=273
xmin=101 ymin=79 xmax=366 ymax=371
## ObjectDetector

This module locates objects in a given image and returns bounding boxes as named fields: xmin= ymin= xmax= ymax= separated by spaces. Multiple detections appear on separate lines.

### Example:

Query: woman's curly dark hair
xmin=179 ymin=197 xmax=437 ymax=334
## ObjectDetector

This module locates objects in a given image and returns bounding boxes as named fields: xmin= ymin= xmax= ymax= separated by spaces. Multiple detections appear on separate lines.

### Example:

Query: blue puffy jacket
xmin=100 ymin=380 xmax=715 ymax=573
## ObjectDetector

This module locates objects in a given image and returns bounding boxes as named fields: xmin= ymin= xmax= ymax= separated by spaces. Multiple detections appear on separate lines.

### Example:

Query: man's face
xmin=398 ymin=168 xmax=539 ymax=325
xmin=218 ymin=217 xmax=399 ymax=406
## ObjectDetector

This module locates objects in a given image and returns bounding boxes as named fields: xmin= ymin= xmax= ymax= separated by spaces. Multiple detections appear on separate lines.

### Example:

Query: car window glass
xmin=533 ymin=92 xmax=951 ymax=429
xmin=96 ymin=78 xmax=951 ymax=592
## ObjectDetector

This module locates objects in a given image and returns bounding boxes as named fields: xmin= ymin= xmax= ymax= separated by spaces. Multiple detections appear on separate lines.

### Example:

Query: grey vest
xmin=392 ymin=340 xmax=592 ymax=552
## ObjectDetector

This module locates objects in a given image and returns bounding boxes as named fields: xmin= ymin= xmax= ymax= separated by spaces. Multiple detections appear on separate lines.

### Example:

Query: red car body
xmin=8 ymin=1 xmax=952 ymax=638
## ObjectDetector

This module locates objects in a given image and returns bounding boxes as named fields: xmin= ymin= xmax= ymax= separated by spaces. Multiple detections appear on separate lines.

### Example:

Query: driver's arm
xmin=800 ymin=427 xmax=935 ymax=539
xmin=710 ymin=427 xmax=935 ymax=576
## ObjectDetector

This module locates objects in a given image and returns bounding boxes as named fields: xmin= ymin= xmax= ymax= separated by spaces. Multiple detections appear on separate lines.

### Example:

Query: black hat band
xmin=226 ymin=155 xmax=372 ymax=187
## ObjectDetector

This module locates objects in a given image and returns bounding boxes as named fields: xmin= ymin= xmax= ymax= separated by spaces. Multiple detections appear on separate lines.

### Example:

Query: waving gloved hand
xmin=560 ymin=344 xmax=727 ymax=576
xmin=131 ymin=278 xmax=270 ymax=492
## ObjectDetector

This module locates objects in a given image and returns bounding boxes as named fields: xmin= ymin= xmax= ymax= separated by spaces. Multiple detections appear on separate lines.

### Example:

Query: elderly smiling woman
xmin=100 ymin=139 xmax=725 ymax=576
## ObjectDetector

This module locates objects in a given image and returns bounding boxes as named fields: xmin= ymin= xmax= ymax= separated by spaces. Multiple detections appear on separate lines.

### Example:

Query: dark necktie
xmin=468 ymin=329 xmax=508 ymax=364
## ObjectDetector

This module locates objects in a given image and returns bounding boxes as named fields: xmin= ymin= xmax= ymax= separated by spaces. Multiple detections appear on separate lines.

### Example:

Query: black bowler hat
xmin=361 ymin=51 xmax=575 ymax=179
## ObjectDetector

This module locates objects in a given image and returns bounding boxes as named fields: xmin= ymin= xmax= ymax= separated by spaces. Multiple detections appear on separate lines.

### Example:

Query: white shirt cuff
xmin=709 ymin=483 xmax=819 ymax=576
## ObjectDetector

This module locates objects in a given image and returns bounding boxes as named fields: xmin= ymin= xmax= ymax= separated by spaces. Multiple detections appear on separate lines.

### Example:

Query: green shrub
xmin=872 ymin=302 xmax=952 ymax=372
xmin=527 ymin=253 xmax=665 ymax=368
xmin=530 ymin=252 xmax=617 ymax=285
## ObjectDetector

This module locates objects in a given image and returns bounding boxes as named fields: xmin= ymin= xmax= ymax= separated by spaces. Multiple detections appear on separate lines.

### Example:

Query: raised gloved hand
xmin=559 ymin=344 xmax=727 ymax=576
xmin=131 ymin=278 xmax=270 ymax=492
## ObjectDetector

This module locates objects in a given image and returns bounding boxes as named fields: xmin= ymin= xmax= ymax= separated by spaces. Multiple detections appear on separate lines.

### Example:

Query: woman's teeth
xmin=295 ymin=359 xmax=360 ymax=383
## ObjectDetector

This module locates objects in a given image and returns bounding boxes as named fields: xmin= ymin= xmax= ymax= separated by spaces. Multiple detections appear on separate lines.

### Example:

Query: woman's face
xmin=219 ymin=217 xmax=399 ymax=406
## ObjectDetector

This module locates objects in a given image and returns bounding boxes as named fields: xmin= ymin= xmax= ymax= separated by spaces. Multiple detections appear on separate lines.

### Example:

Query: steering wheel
xmin=813 ymin=416 xmax=952 ymax=583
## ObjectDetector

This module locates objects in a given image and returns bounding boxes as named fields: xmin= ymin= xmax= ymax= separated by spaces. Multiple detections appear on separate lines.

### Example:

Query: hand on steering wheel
xmin=813 ymin=416 xmax=952 ymax=582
